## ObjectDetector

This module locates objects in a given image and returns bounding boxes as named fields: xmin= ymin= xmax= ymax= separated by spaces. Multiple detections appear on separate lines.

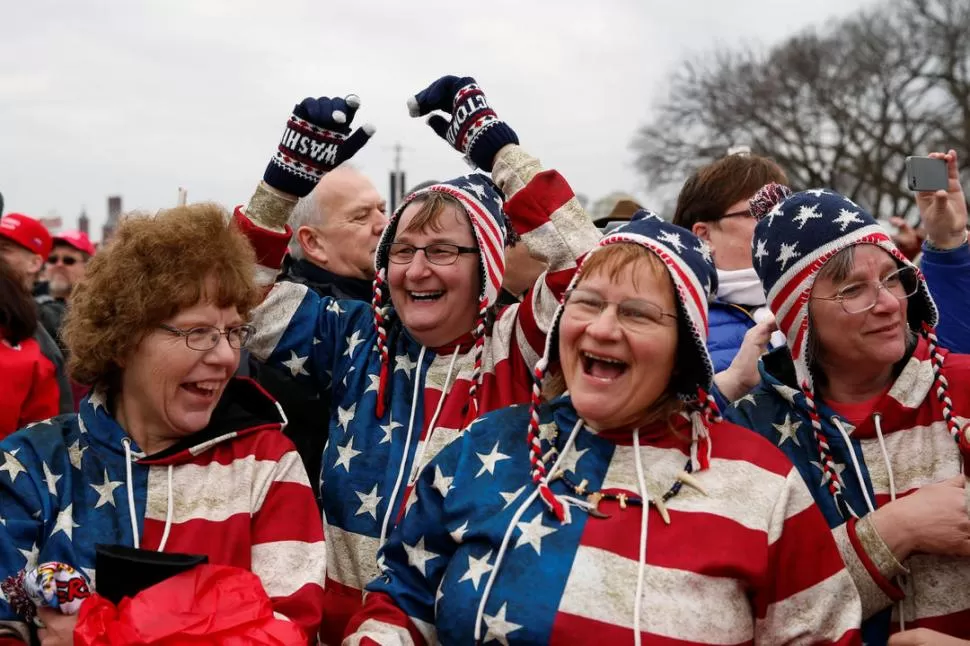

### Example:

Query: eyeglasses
xmin=48 ymin=255 xmax=80 ymax=266
xmin=158 ymin=323 xmax=256 ymax=350
xmin=563 ymin=289 xmax=678 ymax=332
xmin=717 ymin=209 xmax=756 ymax=221
xmin=388 ymin=242 xmax=479 ymax=266
xmin=811 ymin=266 xmax=919 ymax=314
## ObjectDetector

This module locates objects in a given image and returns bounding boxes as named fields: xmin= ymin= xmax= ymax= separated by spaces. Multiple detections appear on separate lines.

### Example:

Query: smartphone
xmin=906 ymin=156 xmax=948 ymax=192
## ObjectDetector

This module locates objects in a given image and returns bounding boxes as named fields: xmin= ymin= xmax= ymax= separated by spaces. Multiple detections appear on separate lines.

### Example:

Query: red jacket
xmin=0 ymin=336 xmax=59 ymax=438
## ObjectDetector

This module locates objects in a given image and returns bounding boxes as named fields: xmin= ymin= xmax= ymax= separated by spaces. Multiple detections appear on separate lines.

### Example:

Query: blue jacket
xmin=920 ymin=243 xmax=970 ymax=353
xmin=707 ymin=300 xmax=756 ymax=373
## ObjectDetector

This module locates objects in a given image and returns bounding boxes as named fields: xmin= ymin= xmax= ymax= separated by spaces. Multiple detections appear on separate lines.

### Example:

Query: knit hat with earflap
xmin=750 ymin=184 xmax=955 ymax=517
xmin=371 ymin=173 xmax=509 ymax=423
xmin=527 ymin=210 xmax=722 ymax=520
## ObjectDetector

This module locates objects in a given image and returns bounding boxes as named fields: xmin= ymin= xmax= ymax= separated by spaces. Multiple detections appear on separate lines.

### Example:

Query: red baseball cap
xmin=0 ymin=213 xmax=53 ymax=258
xmin=54 ymin=230 xmax=96 ymax=256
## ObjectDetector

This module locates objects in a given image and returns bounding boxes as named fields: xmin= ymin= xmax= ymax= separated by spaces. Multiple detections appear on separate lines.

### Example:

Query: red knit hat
xmin=0 ymin=214 xmax=52 ymax=258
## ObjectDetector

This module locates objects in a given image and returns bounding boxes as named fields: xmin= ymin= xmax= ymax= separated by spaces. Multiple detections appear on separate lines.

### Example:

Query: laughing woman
xmin=234 ymin=76 xmax=599 ymax=641
xmin=344 ymin=214 xmax=861 ymax=645
xmin=0 ymin=205 xmax=325 ymax=644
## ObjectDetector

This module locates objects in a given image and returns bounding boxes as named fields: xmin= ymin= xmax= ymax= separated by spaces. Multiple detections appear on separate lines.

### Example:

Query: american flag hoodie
xmin=345 ymin=396 xmax=861 ymax=645
xmin=0 ymin=378 xmax=325 ymax=644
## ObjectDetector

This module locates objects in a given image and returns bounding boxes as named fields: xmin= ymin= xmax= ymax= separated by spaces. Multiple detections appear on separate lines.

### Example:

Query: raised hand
xmin=407 ymin=75 xmax=519 ymax=172
xmin=263 ymin=95 xmax=375 ymax=198
xmin=713 ymin=315 xmax=776 ymax=401
xmin=915 ymin=150 xmax=968 ymax=250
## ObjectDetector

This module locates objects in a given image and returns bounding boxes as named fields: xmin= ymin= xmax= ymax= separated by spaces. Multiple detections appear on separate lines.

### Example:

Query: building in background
xmin=102 ymin=195 xmax=122 ymax=242
xmin=78 ymin=209 xmax=89 ymax=237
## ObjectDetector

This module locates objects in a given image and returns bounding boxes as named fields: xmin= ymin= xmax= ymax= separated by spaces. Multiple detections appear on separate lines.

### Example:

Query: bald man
xmin=248 ymin=166 xmax=387 ymax=504
xmin=288 ymin=164 xmax=388 ymax=291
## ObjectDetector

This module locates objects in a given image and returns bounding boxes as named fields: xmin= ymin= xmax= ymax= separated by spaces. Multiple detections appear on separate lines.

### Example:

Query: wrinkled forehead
xmin=818 ymin=243 xmax=900 ymax=284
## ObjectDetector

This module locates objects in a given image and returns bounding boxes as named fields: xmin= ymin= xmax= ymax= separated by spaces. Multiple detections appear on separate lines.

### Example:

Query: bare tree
xmin=632 ymin=0 xmax=970 ymax=222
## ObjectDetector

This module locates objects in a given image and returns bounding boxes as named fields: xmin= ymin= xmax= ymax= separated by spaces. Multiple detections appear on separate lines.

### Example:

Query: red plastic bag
xmin=74 ymin=564 xmax=307 ymax=645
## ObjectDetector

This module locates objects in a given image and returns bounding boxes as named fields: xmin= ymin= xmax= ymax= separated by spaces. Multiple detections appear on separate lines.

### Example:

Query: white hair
xmin=287 ymin=195 xmax=321 ymax=260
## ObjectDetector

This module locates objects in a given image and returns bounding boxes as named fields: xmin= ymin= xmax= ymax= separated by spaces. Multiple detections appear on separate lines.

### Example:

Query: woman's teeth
xmin=580 ymin=352 xmax=628 ymax=380
xmin=409 ymin=291 xmax=443 ymax=301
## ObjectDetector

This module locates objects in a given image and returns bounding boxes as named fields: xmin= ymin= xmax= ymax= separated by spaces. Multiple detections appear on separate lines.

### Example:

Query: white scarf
xmin=716 ymin=268 xmax=766 ymax=306
xmin=716 ymin=268 xmax=787 ymax=349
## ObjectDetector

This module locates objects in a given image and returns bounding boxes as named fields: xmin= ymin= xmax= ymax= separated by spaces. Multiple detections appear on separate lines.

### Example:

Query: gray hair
xmin=287 ymin=194 xmax=323 ymax=261
xmin=287 ymin=164 xmax=359 ymax=260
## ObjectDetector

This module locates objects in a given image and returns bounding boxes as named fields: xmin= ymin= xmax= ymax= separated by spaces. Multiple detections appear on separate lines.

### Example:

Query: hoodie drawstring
xmin=873 ymin=414 xmax=898 ymax=502
xmin=474 ymin=418 xmax=586 ymax=643
xmin=408 ymin=346 xmax=462 ymax=487
xmin=379 ymin=345 xmax=428 ymax=552
xmin=157 ymin=465 xmax=174 ymax=552
xmin=831 ymin=418 xmax=875 ymax=514
xmin=632 ymin=429 xmax=650 ymax=646
xmin=121 ymin=437 xmax=175 ymax=553
xmin=122 ymin=438 xmax=140 ymax=549
xmin=873 ymin=412 xmax=906 ymax=630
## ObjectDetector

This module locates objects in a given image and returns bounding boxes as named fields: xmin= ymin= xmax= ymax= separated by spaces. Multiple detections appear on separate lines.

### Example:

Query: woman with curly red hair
xmin=0 ymin=204 xmax=324 ymax=645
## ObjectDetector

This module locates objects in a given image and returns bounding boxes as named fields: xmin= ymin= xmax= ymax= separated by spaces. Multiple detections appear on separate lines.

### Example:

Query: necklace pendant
xmin=617 ymin=493 xmax=629 ymax=510
xmin=586 ymin=492 xmax=610 ymax=519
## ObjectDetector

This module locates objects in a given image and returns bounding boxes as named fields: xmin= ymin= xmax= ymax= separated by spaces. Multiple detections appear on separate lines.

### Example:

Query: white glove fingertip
xmin=406 ymin=96 xmax=421 ymax=118
xmin=332 ymin=110 xmax=347 ymax=124
xmin=345 ymin=94 xmax=361 ymax=109
xmin=362 ymin=122 xmax=377 ymax=136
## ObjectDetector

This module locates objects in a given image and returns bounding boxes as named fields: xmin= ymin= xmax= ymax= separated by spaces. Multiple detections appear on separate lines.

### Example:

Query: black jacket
xmin=245 ymin=257 xmax=372 ymax=507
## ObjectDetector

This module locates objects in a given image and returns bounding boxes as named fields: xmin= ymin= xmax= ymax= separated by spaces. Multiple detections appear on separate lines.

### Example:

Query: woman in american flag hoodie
xmin=726 ymin=152 xmax=970 ymax=645
xmin=0 ymin=205 xmax=325 ymax=645
xmin=234 ymin=76 xmax=600 ymax=643
xmin=343 ymin=213 xmax=862 ymax=645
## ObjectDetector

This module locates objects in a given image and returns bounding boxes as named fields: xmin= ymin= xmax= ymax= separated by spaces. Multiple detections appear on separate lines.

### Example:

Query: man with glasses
xmin=0 ymin=212 xmax=73 ymax=414
xmin=246 ymin=164 xmax=387 ymax=507
xmin=36 ymin=231 xmax=95 ymax=356
xmin=673 ymin=153 xmax=789 ymax=372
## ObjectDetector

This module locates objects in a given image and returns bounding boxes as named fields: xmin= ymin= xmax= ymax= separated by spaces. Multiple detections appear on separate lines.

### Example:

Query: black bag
xmin=94 ymin=544 xmax=208 ymax=605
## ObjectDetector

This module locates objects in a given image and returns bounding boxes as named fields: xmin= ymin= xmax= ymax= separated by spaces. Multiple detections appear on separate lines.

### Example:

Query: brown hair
xmin=545 ymin=243 xmax=686 ymax=425
xmin=673 ymin=155 xmax=788 ymax=230
xmin=0 ymin=255 xmax=38 ymax=344
xmin=399 ymin=192 xmax=468 ymax=236
xmin=63 ymin=203 xmax=260 ymax=388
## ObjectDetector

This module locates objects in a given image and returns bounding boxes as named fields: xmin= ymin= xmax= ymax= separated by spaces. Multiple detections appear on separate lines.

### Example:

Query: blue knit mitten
xmin=263 ymin=95 xmax=375 ymax=197
xmin=407 ymin=76 xmax=519 ymax=172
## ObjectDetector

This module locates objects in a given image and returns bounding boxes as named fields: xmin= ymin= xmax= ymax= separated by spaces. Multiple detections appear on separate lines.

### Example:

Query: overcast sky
xmin=1 ymin=0 xmax=874 ymax=240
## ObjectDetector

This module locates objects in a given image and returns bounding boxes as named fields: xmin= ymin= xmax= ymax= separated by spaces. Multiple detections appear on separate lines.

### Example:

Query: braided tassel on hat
xmin=800 ymin=380 xmax=853 ymax=517
xmin=922 ymin=322 xmax=968 ymax=449
xmin=373 ymin=268 xmax=391 ymax=419
xmin=525 ymin=356 xmax=566 ymax=521
xmin=461 ymin=299 xmax=490 ymax=427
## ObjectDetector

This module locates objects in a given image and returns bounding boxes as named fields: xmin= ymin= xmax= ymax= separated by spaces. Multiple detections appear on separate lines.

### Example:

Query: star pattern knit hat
xmin=750 ymin=185 xmax=952 ymax=516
